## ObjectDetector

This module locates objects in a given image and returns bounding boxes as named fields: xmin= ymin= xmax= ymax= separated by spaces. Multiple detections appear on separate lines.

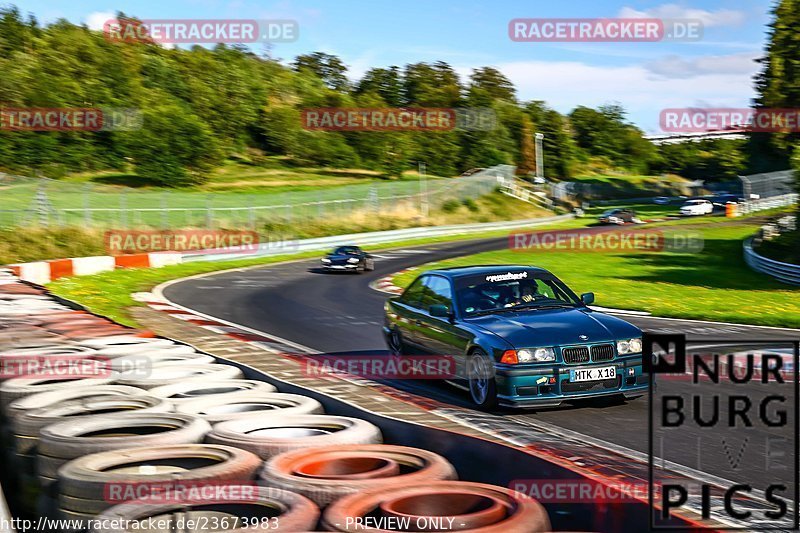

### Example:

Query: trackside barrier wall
xmin=743 ymin=237 xmax=800 ymax=285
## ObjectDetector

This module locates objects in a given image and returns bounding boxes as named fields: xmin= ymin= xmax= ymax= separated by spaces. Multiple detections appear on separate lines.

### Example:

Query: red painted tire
xmin=91 ymin=486 xmax=319 ymax=532
xmin=260 ymin=445 xmax=457 ymax=507
xmin=322 ymin=481 xmax=550 ymax=532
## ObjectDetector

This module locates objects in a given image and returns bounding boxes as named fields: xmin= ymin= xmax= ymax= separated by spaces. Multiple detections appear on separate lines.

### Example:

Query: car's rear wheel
xmin=387 ymin=328 xmax=404 ymax=356
xmin=467 ymin=350 xmax=498 ymax=410
xmin=365 ymin=258 xmax=375 ymax=271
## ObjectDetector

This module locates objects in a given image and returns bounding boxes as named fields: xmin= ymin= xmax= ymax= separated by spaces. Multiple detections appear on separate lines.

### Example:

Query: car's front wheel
xmin=467 ymin=350 xmax=498 ymax=410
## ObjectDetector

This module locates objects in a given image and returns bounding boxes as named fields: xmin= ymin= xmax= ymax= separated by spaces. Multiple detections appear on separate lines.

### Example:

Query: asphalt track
xmin=165 ymin=235 xmax=800 ymax=492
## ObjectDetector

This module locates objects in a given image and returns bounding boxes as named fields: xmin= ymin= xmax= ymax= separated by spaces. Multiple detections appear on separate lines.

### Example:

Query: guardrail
xmin=738 ymin=193 xmax=798 ymax=215
xmin=182 ymin=214 xmax=574 ymax=262
xmin=743 ymin=237 xmax=800 ymax=286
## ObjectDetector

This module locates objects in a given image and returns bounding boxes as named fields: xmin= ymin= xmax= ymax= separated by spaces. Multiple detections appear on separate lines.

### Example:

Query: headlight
xmin=517 ymin=347 xmax=555 ymax=363
xmin=347 ymin=257 xmax=360 ymax=263
xmin=617 ymin=337 xmax=642 ymax=355
xmin=321 ymin=258 xmax=331 ymax=263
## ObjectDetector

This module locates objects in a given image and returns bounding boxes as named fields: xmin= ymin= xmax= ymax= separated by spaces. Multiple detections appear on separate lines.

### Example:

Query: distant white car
xmin=679 ymin=199 xmax=714 ymax=216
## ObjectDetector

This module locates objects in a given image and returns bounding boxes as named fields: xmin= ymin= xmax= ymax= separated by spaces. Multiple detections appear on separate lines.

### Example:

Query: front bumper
xmin=322 ymin=262 xmax=359 ymax=270
xmin=495 ymin=355 xmax=647 ymax=408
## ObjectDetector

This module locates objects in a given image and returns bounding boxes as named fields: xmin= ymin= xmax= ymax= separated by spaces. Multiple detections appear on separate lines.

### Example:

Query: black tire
xmin=386 ymin=328 xmax=404 ymax=356
xmin=467 ymin=349 xmax=498 ymax=411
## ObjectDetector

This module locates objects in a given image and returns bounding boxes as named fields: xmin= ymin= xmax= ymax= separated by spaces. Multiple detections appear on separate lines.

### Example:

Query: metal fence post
xmin=206 ymin=194 xmax=213 ymax=228
xmin=120 ymin=190 xmax=127 ymax=228
xmin=161 ymin=192 xmax=168 ymax=228
xmin=83 ymin=184 xmax=92 ymax=226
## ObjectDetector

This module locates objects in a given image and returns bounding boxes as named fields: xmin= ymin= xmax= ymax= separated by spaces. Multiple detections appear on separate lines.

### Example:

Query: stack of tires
xmin=0 ymin=275 xmax=551 ymax=532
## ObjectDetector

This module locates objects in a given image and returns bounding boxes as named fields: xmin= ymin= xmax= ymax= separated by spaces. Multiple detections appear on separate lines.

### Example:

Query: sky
xmin=12 ymin=0 xmax=774 ymax=132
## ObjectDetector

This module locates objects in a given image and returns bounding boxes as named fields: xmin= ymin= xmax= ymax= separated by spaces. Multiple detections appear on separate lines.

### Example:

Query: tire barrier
xmin=4 ymin=385 xmax=145 ymax=422
xmin=260 ymin=445 xmax=457 ymax=507
xmin=13 ymin=395 xmax=173 ymax=454
xmin=37 ymin=413 xmax=211 ymax=481
xmin=105 ymin=353 xmax=215 ymax=371
xmin=92 ymin=486 xmax=320 ymax=533
xmin=77 ymin=336 xmax=174 ymax=350
xmin=0 ymin=376 xmax=119 ymax=412
xmin=176 ymin=392 xmax=324 ymax=424
xmin=207 ymin=415 xmax=381 ymax=460
xmin=115 ymin=363 xmax=243 ymax=389
xmin=93 ymin=344 xmax=197 ymax=359
xmin=322 ymin=481 xmax=551 ymax=532
xmin=148 ymin=379 xmax=277 ymax=404
xmin=58 ymin=444 xmax=262 ymax=516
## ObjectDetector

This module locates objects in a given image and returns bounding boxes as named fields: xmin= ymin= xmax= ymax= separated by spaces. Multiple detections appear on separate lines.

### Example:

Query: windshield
xmin=333 ymin=246 xmax=360 ymax=255
xmin=454 ymin=271 xmax=581 ymax=316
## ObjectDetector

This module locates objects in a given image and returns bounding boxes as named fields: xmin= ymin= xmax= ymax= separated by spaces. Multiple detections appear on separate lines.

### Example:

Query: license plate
xmin=569 ymin=366 xmax=616 ymax=382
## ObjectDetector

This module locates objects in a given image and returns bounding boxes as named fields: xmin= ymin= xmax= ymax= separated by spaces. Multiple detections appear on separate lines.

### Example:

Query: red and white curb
xmin=369 ymin=268 xmax=415 ymax=295
xmin=8 ymin=252 xmax=182 ymax=285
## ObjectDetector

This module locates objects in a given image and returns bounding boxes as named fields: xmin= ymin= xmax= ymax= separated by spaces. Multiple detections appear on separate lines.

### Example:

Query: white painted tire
xmin=148 ymin=379 xmax=277 ymax=404
xmin=115 ymin=364 xmax=242 ymax=389
xmin=177 ymin=392 xmax=323 ymax=424
xmin=207 ymin=415 xmax=381 ymax=459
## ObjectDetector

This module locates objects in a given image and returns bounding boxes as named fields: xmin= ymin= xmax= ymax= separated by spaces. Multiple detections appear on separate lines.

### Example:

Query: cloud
xmin=618 ymin=3 xmax=746 ymax=28
xmin=644 ymin=52 xmax=760 ymax=78
xmin=84 ymin=11 xmax=115 ymax=31
xmin=490 ymin=55 xmax=759 ymax=132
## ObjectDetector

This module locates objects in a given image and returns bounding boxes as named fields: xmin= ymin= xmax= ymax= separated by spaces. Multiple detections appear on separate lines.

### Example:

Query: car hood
xmin=325 ymin=254 xmax=356 ymax=262
xmin=466 ymin=307 xmax=641 ymax=348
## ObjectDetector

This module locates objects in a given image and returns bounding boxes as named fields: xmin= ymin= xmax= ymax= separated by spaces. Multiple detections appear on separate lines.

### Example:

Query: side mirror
xmin=580 ymin=292 xmax=595 ymax=306
xmin=429 ymin=304 xmax=451 ymax=318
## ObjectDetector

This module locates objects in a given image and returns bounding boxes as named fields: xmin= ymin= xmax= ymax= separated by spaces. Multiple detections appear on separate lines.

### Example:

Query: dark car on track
xmin=597 ymin=208 xmax=639 ymax=225
xmin=383 ymin=265 xmax=647 ymax=409
xmin=320 ymin=245 xmax=375 ymax=273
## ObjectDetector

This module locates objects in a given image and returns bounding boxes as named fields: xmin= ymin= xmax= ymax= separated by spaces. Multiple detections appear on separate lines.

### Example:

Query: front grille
xmin=561 ymin=376 xmax=620 ymax=393
xmin=562 ymin=346 xmax=590 ymax=364
xmin=591 ymin=343 xmax=615 ymax=362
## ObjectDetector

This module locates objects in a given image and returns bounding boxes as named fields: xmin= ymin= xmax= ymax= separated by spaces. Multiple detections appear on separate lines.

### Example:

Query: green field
xmin=0 ymin=159 xmax=455 ymax=228
xmin=392 ymin=216 xmax=800 ymax=328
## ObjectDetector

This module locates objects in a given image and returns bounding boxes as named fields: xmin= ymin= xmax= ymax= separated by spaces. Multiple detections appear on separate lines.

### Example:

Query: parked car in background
xmin=320 ymin=245 xmax=375 ymax=273
xmin=679 ymin=199 xmax=714 ymax=216
xmin=597 ymin=208 xmax=640 ymax=225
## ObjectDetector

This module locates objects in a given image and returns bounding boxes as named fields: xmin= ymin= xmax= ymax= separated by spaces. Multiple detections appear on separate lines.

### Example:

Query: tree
xmin=751 ymin=0 xmax=800 ymax=174
xmin=517 ymin=114 xmax=536 ymax=175
xmin=354 ymin=67 xmax=403 ymax=106
xmin=128 ymin=102 xmax=221 ymax=186
xmin=469 ymin=67 xmax=516 ymax=102
xmin=292 ymin=52 xmax=349 ymax=91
